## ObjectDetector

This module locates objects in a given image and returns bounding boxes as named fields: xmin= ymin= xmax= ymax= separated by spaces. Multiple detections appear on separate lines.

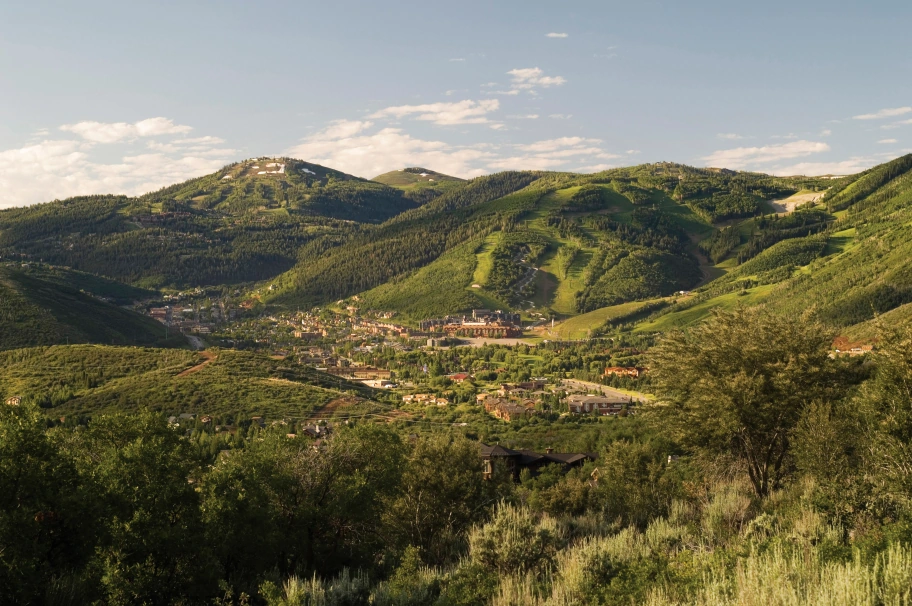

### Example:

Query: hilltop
xmin=372 ymin=167 xmax=465 ymax=189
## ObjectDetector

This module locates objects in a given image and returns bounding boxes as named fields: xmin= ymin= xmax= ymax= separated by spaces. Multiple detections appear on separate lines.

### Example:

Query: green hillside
xmin=372 ymin=166 xmax=464 ymax=189
xmin=0 ymin=345 xmax=378 ymax=417
xmin=0 ymin=157 xmax=850 ymax=332
xmin=314 ymin=165 xmax=816 ymax=321
xmin=0 ymin=266 xmax=174 ymax=350
xmin=622 ymin=154 xmax=912 ymax=335
xmin=0 ymin=158 xmax=441 ymax=290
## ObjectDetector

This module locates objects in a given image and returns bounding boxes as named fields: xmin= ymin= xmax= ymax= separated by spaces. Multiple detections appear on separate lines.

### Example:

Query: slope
xmin=627 ymin=154 xmax=912 ymax=334
xmin=0 ymin=158 xmax=441 ymax=290
xmin=0 ymin=266 xmax=175 ymax=350
xmin=0 ymin=345 xmax=379 ymax=417
xmin=372 ymin=167 xmax=464 ymax=188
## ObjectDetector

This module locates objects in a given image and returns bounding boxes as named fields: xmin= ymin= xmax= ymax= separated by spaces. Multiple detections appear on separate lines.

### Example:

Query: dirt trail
xmin=176 ymin=351 xmax=217 ymax=377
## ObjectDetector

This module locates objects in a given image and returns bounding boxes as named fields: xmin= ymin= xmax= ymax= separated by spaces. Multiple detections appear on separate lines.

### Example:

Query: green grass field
xmin=634 ymin=285 xmax=774 ymax=333
xmin=550 ymin=299 xmax=664 ymax=340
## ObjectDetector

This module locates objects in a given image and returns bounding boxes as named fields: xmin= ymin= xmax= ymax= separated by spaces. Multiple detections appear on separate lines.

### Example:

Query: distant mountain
xmin=0 ymin=158 xmax=446 ymax=290
xmin=266 ymin=164 xmax=829 ymax=319
xmin=623 ymin=154 xmax=912 ymax=337
xmin=12 ymin=153 xmax=908 ymax=337
xmin=0 ymin=265 xmax=174 ymax=350
xmin=372 ymin=167 xmax=465 ymax=188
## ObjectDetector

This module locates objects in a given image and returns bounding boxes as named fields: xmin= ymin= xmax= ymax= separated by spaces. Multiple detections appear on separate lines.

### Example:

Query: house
xmin=484 ymin=397 xmax=536 ymax=422
xmin=448 ymin=373 xmax=472 ymax=383
xmin=5 ymin=396 xmax=22 ymax=406
xmin=604 ymin=367 xmax=644 ymax=378
xmin=480 ymin=443 xmax=596 ymax=481
xmin=566 ymin=394 xmax=630 ymax=416
xmin=362 ymin=378 xmax=397 ymax=389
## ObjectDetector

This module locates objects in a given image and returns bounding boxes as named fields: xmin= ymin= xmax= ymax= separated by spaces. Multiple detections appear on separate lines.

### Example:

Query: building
xmin=484 ymin=397 xmax=536 ymax=422
xmin=443 ymin=322 xmax=522 ymax=338
xmin=5 ymin=396 xmax=21 ymax=406
xmin=480 ymin=443 xmax=596 ymax=480
xmin=566 ymin=394 xmax=630 ymax=416
xmin=604 ymin=367 xmax=644 ymax=378
xmin=362 ymin=379 xmax=397 ymax=389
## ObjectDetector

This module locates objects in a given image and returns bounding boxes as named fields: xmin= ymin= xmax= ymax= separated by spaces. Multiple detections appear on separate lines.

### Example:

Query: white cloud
xmin=0 ymin=117 xmax=234 ymax=208
xmin=626 ymin=150 xmax=641 ymax=155
xmin=702 ymin=140 xmax=830 ymax=169
xmin=853 ymin=107 xmax=912 ymax=120
xmin=717 ymin=133 xmax=744 ymax=140
xmin=0 ymin=138 xmax=232 ymax=208
xmin=576 ymin=163 xmax=615 ymax=173
xmin=507 ymin=67 xmax=566 ymax=93
xmin=449 ymin=58 xmax=465 ymax=62
xmin=287 ymin=123 xmax=620 ymax=178
xmin=878 ymin=138 xmax=899 ymax=144
xmin=369 ymin=100 xmax=500 ymax=127
xmin=549 ymin=114 xmax=572 ymax=120
xmin=488 ymin=137 xmax=619 ymax=171
xmin=60 ymin=117 xmax=193 ymax=143
xmin=770 ymin=157 xmax=875 ymax=176
xmin=287 ymin=122 xmax=493 ymax=179
xmin=820 ymin=129 xmax=832 ymax=136
xmin=546 ymin=32 xmax=568 ymax=38
xmin=507 ymin=114 xmax=540 ymax=120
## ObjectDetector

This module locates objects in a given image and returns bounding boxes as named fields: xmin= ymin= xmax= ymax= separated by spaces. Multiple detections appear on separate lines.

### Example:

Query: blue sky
xmin=1 ymin=0 xmax=910 ymax=207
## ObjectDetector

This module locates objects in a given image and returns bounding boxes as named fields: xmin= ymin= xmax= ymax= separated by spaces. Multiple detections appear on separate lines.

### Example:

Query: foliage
xmin=0 ymin=267 xmax=174 ymax=350
xmin=647 ymin=306 xmax=842 ymax=496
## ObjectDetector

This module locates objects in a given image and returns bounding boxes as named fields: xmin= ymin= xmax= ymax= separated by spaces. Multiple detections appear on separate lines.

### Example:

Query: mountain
xmin=594 ymin=154 xmax=912 ymax=337
xmin=0 ymin=158 xmax=440 ymax=290
xmin=13 ymin=153 xmax=912 ymax=337
xmin=372 ymin=167 xmax=465 ymax=188
xmin=266 ymin=164 xmax=828 ymax=320
xmin=0 ymin=265 xmax=175 ymax=350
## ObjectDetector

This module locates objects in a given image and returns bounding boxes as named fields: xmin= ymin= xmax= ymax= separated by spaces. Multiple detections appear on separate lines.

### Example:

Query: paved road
xmin=560 ymin=378 xmax=650 ymax=402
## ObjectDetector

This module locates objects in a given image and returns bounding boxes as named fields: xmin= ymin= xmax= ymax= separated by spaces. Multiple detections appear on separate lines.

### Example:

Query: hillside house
xmin=5 ymin=396 xmax=21 ymax=406
xmin=480 ymin=443 xmax=596 ymax=481
xmin=566 ymin=394 xmax=630 ymax=416
xmin=604 ymin=367 xmax=644 ymax=378
xmin=484 ymin=397 xmax=536 ymax=422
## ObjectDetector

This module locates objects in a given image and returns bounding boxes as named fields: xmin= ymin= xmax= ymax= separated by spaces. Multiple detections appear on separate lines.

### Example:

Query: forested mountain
xmin=626 ymin=154 xmax=912 ymax=336
xmin=1 ymin=154 xmax=894 ymax=330
xmin=0 ymin=266 xmax=174 ymax=350
xmin=0 ymin=158 xmax=436 ymax=290
xmin=372 ymin=166 xmax=464 ymax=188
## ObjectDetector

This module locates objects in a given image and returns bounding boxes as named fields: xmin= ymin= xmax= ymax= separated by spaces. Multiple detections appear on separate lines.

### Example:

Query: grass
xmin=634 ymin=285 xmax=775 ymax=333
xmin=0 ymin=345 xmax=373 ymax=418
xmin=550 ymin=300 xmax=664 ymax=340
xmin=824 ymin=227 xmax=857 ymax=256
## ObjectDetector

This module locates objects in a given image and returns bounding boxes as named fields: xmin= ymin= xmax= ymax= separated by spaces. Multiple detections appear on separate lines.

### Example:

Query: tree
xmin=383 ymin=436 xmax=510 ymax=565
xmin=0 ymin=403 xmax=93 ymax=603
xmin=856 ymin=324 xmax=912 ymax=515
xmin=74 ymin=412 xmax=216 ymax=604
xmin=647 ymin=307 xmax=839 ymax=497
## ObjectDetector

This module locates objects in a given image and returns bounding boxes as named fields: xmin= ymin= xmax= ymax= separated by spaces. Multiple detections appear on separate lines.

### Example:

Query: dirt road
xmin=176 ymin=351 xmax=217 ymax=377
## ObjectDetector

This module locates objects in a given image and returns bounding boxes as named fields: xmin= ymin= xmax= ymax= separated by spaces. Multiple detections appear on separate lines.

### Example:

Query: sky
xmin=1 ymin=0 xmax=911 ymax=208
